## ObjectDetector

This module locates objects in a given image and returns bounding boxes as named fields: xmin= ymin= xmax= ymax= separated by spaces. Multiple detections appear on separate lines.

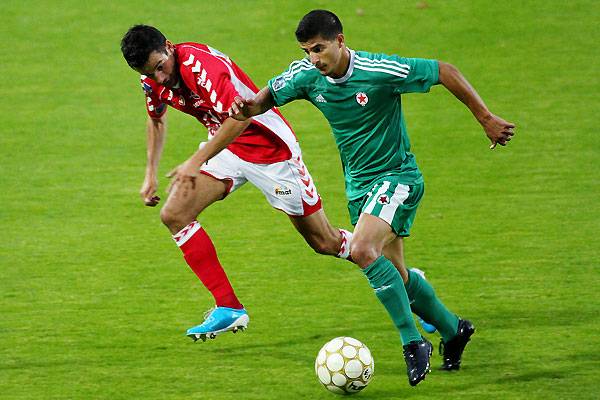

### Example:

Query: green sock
xmin=405 ymin=268 xmax=459 ymax=342
xmin=363 ymin=256 xmax=422 ymax=345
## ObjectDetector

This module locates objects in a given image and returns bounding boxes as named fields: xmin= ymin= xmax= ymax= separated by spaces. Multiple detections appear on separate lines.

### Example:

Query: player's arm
xmin=228 ymin=86 xmax=275 ymax=121
xmin=141 ymin=112 xmax=167 ymax=206
xmin=438 ymin=61 xmax=515 ymax=149
xmin=167 ymin=116 xmax=252 ymax=193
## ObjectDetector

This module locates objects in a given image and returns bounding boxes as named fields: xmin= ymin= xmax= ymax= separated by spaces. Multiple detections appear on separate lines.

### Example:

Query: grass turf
xmin=1 ymin=1 xmax=598 ymax=399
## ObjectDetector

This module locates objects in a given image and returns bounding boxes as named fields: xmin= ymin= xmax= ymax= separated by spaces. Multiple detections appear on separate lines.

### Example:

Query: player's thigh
xmin=163 ymin=173 xmax=228 ymax=222
xmin=350 ymin=178 xmax=424 ymax=238
xmin=241 ymin=149 xmax=321 ymax=217
xmin=353 ymin=213 xmax=397 ymax=253
xmin=164 ymin=145 xmax=249 ymax=220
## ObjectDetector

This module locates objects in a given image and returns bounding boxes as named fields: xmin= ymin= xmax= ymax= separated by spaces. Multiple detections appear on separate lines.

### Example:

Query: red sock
xmin=173 ymin=221 xmax=243 ymax=309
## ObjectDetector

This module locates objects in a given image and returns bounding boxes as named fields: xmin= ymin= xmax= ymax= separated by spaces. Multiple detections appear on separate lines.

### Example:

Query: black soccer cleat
xmin=403 ymin=337 xmax=433 ymax=386
xmin=439 ymin=319 xmax=475 ymax=371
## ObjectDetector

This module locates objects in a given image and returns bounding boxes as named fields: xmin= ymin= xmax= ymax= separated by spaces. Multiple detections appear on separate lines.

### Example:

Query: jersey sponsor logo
xmin=356 ymin=92 xmax=369 ymax=106
xmin=274 ymin=186 xmax=292 ymax=196
xmin=377 ymin=194 xmax=390 ymax=205
xmin=272 ymin=76 xmax=286 ymax=91
xmin=315 ymin=94 xmax=327 ymax=103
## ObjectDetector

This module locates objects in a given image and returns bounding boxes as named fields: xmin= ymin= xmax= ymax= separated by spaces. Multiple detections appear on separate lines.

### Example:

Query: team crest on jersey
xmin=178 ymin=97 xmax=186 ymax=106
xmin=272 ymin=77 xmax=287 ymax=91
xmin=356 ymin=92 xmax=369 ymax=106
xmin=377 ymin=194 xmax=390 ymax=205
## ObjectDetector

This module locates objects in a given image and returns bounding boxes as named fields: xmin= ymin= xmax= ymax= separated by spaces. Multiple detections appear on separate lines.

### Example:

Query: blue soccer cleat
xmin=418 ymin=317 xmax=438 ymax=334
xmin=186 ymin=306 xmax=249 ymax=342
xmin=410 ymin=268 xmax=438 ymax=334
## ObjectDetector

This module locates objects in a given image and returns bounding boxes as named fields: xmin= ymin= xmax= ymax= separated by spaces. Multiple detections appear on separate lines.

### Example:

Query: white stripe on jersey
xmin=282 ymin=65 xmax=315 ymax=81
xmin=182 ymin=54 xmax=195 ymax=66
xmin=355 ymin=55 xmax=411 ymax=73
xmin=354 ymin=59 xmax=410 ymax=76
xmin=282 ymin=59 xmax=312 ymax=78
xmin=191 ymin=60 xmax=202 ymax=73
xmin=354 ymin=64 xmax=409 ymax=78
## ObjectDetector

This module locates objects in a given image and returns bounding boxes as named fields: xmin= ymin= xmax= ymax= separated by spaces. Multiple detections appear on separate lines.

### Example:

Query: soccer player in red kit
xmin=120 ymin=25 xmax=354 ymax=341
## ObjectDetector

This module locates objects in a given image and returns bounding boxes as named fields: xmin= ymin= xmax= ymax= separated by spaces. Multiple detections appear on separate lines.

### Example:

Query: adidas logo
xmin=315 ymin=94 xmax=327 ymax=103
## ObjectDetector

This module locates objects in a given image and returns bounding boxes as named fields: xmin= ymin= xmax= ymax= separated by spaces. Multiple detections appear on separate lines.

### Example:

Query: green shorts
xmin=347 ymin=176 xmax=424 ymax=237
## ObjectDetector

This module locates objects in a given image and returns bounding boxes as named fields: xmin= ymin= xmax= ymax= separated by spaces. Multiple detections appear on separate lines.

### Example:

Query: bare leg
xmin=288 ymin=209 xmax=345 ymax=256
xmin=161 ymin=173 xmax=243 ymax=311
xmin=160 ymin=173 xmax=228 ymax=233
xmin=351 ymin=213 xmax=397 ymax=268
xmin=383 ymin=237 xmax=409 ymax=282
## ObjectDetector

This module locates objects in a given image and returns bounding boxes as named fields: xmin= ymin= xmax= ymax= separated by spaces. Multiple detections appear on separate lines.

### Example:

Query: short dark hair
xmin=295 ymin=10 xmax=343 ymax=42
xmin=120 ymin=25 xmax=167 ymax=69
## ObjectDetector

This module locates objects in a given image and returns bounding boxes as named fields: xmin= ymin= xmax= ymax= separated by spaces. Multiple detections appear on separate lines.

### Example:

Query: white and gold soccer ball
xmin=315 ymin=337 xmax=374 ymax=395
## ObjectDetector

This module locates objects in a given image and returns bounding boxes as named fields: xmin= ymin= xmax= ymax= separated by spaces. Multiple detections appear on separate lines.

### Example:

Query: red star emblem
xmin=378 ymin=195 xmax=389 ymax=204
xmin=356 ymin=92 xmax=369 ymax=106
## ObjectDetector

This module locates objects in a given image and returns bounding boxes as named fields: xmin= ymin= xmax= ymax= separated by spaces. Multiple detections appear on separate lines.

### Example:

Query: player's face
xmin=300 ymin=34 xmax=347 ymax=78
xmin=136 ymin=41 xmax=178 ymax=87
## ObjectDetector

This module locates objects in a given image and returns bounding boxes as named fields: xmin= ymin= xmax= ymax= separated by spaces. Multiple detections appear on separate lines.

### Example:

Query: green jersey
xmin=268 ymin=50 xmax=439 ymax=200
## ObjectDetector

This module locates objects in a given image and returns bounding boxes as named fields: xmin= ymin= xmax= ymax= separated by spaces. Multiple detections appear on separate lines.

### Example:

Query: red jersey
xmin=141 ymin=43 xmax=296 ymax=163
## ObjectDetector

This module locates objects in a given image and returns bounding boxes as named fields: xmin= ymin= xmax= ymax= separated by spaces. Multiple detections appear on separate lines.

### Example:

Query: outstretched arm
xmin=438 ymin=61 xmax=515 ymax=149
xmin=228 ymin=86 xmax=275 ymax=120
xmin=140 ymin=113 xmax=167 ymax=206
xmin=166 ymin=117 xmax=252 ymax=194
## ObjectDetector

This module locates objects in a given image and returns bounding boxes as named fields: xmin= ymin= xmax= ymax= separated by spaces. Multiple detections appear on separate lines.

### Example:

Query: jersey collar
xmin=326 ymin=49 xmax=355 ymax=84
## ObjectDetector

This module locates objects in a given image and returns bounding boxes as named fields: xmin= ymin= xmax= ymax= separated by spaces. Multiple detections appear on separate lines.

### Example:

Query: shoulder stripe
xmin=355 ymin=54 xmax=411 ymax=69
xmin=282 ymin=59 xmax=313 ymax=77
xmin=354 ymin=64 xmax=409 ymax=78
xmin=282 ymin=65 xmax=315 ymax=81
xmin=354 ymin=57 xmax=410 ymax=75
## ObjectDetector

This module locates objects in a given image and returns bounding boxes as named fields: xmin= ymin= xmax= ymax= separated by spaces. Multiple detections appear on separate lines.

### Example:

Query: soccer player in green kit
xmin=229 ymin=10 xmax=515 ymax=386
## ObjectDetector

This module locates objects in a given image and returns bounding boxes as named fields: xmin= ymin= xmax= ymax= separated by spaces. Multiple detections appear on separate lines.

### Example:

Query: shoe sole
xmin=187 ymin=314 xmax=249 ymax=342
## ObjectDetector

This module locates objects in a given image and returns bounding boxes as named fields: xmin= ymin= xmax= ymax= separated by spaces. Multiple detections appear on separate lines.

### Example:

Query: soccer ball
xmin=315 ymin=337 xmax=374 ymax=395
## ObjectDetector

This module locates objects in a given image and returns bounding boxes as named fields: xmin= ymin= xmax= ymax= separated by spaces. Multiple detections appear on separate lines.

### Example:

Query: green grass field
xmin=2 ymin=1 xmax=598 ymax=399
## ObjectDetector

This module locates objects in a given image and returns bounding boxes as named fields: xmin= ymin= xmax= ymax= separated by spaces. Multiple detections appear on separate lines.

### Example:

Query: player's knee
xmin=160 ymin=207 xmax=186 ymax=232
xmin=308 ymin=236 xmax=336 ymax=256
xmin=350 ymin=241 xmax=380 ymax=268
